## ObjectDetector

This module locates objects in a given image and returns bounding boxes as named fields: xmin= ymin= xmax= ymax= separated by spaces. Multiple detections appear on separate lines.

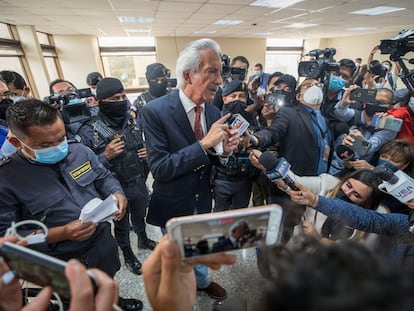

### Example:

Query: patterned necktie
xmin=194 ymin=105 xmax=204 ymax=140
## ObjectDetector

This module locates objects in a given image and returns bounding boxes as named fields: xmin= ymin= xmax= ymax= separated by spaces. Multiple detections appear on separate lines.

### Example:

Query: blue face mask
xmin=254 ymin=71 xmax=261 ymax=77
xmin=20 ymin=139 xmax=68 ymax=164
xmin=328 ymin=76 xmax=346 ymax=92
xmin=377 ymin=159 xmax=398 ymax=172
xmin=408 ymin=97 xmax=414 ymax=112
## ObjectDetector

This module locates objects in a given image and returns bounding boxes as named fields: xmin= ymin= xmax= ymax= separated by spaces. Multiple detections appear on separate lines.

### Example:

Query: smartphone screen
xmin=166 ymin=205 xmax=282 ymax=259
xmin=0 ymin=242 xmax=71 ymax=299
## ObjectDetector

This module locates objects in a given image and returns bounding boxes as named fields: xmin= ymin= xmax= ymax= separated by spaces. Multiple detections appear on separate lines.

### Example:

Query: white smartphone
xmin=166 ymin=205 xmax=283 ymax=259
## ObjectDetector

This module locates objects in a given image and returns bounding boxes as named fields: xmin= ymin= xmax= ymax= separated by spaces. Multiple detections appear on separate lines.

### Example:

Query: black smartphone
xmin=349 ymin=88 xmax=377 ymax=103
xmin=350 ymin=135 xmax=371 ymax=157
xmin=0 ymin=242 xmax=95 ymax=299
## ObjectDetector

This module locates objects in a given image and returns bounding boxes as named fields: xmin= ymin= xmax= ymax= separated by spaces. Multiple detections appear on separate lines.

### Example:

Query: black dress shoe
xmin=124 ymin=256 xmax=142 ymax=275
xmin=197 ymin=281 xmax=227 ymax=300
xmin=137 ymin=232 xmax=157 ymax=250
xmin=118 ymin=297 xmax=143 ymax=311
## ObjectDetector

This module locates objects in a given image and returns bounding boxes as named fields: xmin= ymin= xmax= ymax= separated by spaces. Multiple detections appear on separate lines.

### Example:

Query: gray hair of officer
xmin=6 ymin=98 xmax=61 ymax=138
xmin=176 ymin=38 xmax=221 ymax=90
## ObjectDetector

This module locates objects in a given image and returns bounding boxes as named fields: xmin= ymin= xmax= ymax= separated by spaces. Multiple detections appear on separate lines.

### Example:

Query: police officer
xmin=213 ymin=80 xmax=258 ymax=211
xmin=133 ymin=63 xmax=169 ymax=112
xmin=0 ymin=99 xmax=143 ymax=310
xmin=77 ymin=77 xmax=156 ymax=276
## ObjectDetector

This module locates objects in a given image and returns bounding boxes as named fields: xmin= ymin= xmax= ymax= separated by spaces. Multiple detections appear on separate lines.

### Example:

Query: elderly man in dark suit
xmin=142 ymin=38 xmax=240 ymax=300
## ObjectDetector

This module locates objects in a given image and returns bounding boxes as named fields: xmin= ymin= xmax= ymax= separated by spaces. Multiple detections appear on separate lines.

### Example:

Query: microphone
xmin=373 ymin=165 xmax=414 ymax=203
xmin=259 ymin=151 xmax=299 ymax=191
xmin=336 ymin=144 xmax=355 ymax=161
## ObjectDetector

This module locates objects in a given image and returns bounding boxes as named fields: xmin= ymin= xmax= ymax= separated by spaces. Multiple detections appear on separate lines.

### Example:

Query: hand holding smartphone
xmin=166 ymin=205 xmax=283 ymax=259
xmin=0 ymin=242 xmax=95 ymax=300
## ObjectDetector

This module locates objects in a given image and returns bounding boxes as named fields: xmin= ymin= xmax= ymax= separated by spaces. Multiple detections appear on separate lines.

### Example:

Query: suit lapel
xmin=170 ymin=92 xmax=196 ymax=143
xmin=205 ymin=103 xmax=216 ymax=131
xmin=297 ymin=105 xmax=316 ymax=142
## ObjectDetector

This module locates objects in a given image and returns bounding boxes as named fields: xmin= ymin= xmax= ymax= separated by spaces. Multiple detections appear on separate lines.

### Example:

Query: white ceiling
xmin=0 ymin=0 xmax=413 ymax=39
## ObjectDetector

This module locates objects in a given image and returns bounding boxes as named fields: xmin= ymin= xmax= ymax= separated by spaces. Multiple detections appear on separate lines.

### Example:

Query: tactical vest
xmin=92 ymin=116 xmax=148 ymax=184
xmin=216 ymin=149 xmax=255 ymax=179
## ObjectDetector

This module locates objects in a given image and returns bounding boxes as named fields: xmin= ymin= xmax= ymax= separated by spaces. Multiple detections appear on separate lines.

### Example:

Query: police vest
xmin=91 ymin=116 xmax=148 ymax=183
xmin=216 ymin=149 xmax=255 ymax=179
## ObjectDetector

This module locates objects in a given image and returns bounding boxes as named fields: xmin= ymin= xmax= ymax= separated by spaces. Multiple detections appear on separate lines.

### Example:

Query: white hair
xmin=176 ymin=38 xmax=221 ymax=90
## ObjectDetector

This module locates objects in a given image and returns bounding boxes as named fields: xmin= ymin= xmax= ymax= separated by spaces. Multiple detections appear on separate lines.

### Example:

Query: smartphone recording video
xmin=166 ymin=205 xmax=282 ymax=259
xmin=349 ymin=88 xmax=377 ymax=103
xmin=0 ymin=243 xmax=96 ymax=299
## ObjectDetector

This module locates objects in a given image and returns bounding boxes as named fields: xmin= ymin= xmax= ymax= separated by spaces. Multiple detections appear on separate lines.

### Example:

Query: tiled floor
xmin=114 ymin=224 xmax=265 ymax=311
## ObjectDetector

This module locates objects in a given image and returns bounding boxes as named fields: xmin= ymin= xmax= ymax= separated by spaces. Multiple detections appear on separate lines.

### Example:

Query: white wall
xmin=53 ymin=35 xmax=103 ymax=89
xmin=156 ymin=37 xmax=267 ymax=77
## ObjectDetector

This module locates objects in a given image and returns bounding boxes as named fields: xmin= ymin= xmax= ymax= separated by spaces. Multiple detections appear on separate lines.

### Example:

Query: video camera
xmin=298 ymin=48 xmax=339 ymax=79
xmin=368 ymin=60 xmax=387 ymax=78
xmin=379 ymin=28 xmax=414 ymax=93
xmin=264 ymin=91 xmax=289 ymax=112
xmin=221 ymin=54 xmax=231 ymax=79
xmin=45 ymin=88 xmax=92 ymax=124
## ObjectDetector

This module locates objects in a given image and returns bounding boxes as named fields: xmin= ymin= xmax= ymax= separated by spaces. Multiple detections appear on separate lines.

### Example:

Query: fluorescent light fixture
xmin=350 ymin=6 xmax=405 ymax=16
xmin=194 ymin=30 xmax=217 ymax=34
xmin=254 ymin=32 xmax=273 ymax=36
xmin=119 ymin=16 xmax=153 ymax=23
xmin=250 ymin=0 xmax=304 ymax=9
xmin=346 ymin=27 xmax=376 ymax=31
xmin=126 ymin=29 xmax=151 ymax=33
xmin=284 ymin=23 xmax=318 ymax=29
xmin=98 ymin=37 xmax=155 ymax=47
xmin=213 ymin=20 xmax=243 ymax=26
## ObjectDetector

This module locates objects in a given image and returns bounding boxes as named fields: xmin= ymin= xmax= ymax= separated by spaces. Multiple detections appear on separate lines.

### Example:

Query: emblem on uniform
xmin=70 ymin=161 xmax=92 ymax=179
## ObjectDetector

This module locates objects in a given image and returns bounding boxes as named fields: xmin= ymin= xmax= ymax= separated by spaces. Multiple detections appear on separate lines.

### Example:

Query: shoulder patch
xmin=69 ymin=161 xmax=92 ymax=179
xmin=0 ymin=157 xmax=10 ymax=167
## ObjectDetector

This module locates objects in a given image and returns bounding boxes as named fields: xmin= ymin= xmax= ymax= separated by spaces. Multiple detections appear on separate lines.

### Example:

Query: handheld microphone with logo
xmin=259 ymin=151 xmax=299 ymax=191
xmin=373 ymin=165 xmax=414 ymax=203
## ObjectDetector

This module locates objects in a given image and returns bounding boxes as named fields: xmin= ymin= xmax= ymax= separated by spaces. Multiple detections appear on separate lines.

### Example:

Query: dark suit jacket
xmin=142 ymin=90 xmax=221 ymax=226
xmin=255 ymin=103 xmax=332 ymax=176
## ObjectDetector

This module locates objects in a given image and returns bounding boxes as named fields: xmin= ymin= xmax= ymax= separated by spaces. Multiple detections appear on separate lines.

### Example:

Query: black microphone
xmin=372 ymin=165 xmax=398 ymax=184
xmin=259 ymin=151 xmax=299 ymax=191
xmin=336 ymin=144 xmax=355 ymax=161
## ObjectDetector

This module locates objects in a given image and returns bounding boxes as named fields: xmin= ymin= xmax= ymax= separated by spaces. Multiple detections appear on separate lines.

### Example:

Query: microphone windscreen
xmin=336 ymin=144 xmax=355 ymax=161
xmin=259 ymin=151 xmax=279 ymax=171
xmin=372 ymin=165 xmax=398 ymax=184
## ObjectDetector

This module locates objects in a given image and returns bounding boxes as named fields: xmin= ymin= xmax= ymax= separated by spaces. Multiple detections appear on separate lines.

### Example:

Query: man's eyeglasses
xmin=0 ymin=92 xmax=11 ymax=100
xmin=301 ymin=82 xmax=322 ymax=89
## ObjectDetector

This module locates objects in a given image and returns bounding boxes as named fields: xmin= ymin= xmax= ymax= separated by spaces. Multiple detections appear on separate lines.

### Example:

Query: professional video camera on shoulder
xmin=379 ymin=28 xmax=414 ymax=93
xmin=298 ymin=48 xmax=339 ymax=79
xmin=45 ymin=88 xmax=92 ymax=124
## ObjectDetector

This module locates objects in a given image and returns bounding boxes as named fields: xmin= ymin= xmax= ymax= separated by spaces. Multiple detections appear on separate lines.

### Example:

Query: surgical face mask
xmin=254 ymin=71 xmax=261 ymax=77
xmin=20 ymin=139 xmax=68 ymax=164
xmin=303 ymin=85 xmax=324 ymax=106
xmin=365 ymin=103 xmax=388 ymax=117
xmin=375 ymin=83 xmax=382 ymax=89
xmin=335 ymin=188 xmax=353 ymax=204
xmin=68 ymin=97 xmax=83 ymax=105
xmin=408 ymin=97 xmax=414 ymax=112
xmin=12 ymin=96 xmax=26 ymax=103
xmin=377 ymin=159 xmax=398 ymax=172
xmin=91 ymin=88 xmax=97 ymax=97
xmin=328 ymin=76 xmax=346 ymax=92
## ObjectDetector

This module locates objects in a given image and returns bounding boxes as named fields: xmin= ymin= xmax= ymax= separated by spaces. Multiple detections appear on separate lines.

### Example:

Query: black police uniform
xmin=77 ymin=112 xmax=150 ymax=248
xmin=213 ymin=147 xmax=257 ymax=211
xmin=0 ymin=142 xmax=122 ymax=277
